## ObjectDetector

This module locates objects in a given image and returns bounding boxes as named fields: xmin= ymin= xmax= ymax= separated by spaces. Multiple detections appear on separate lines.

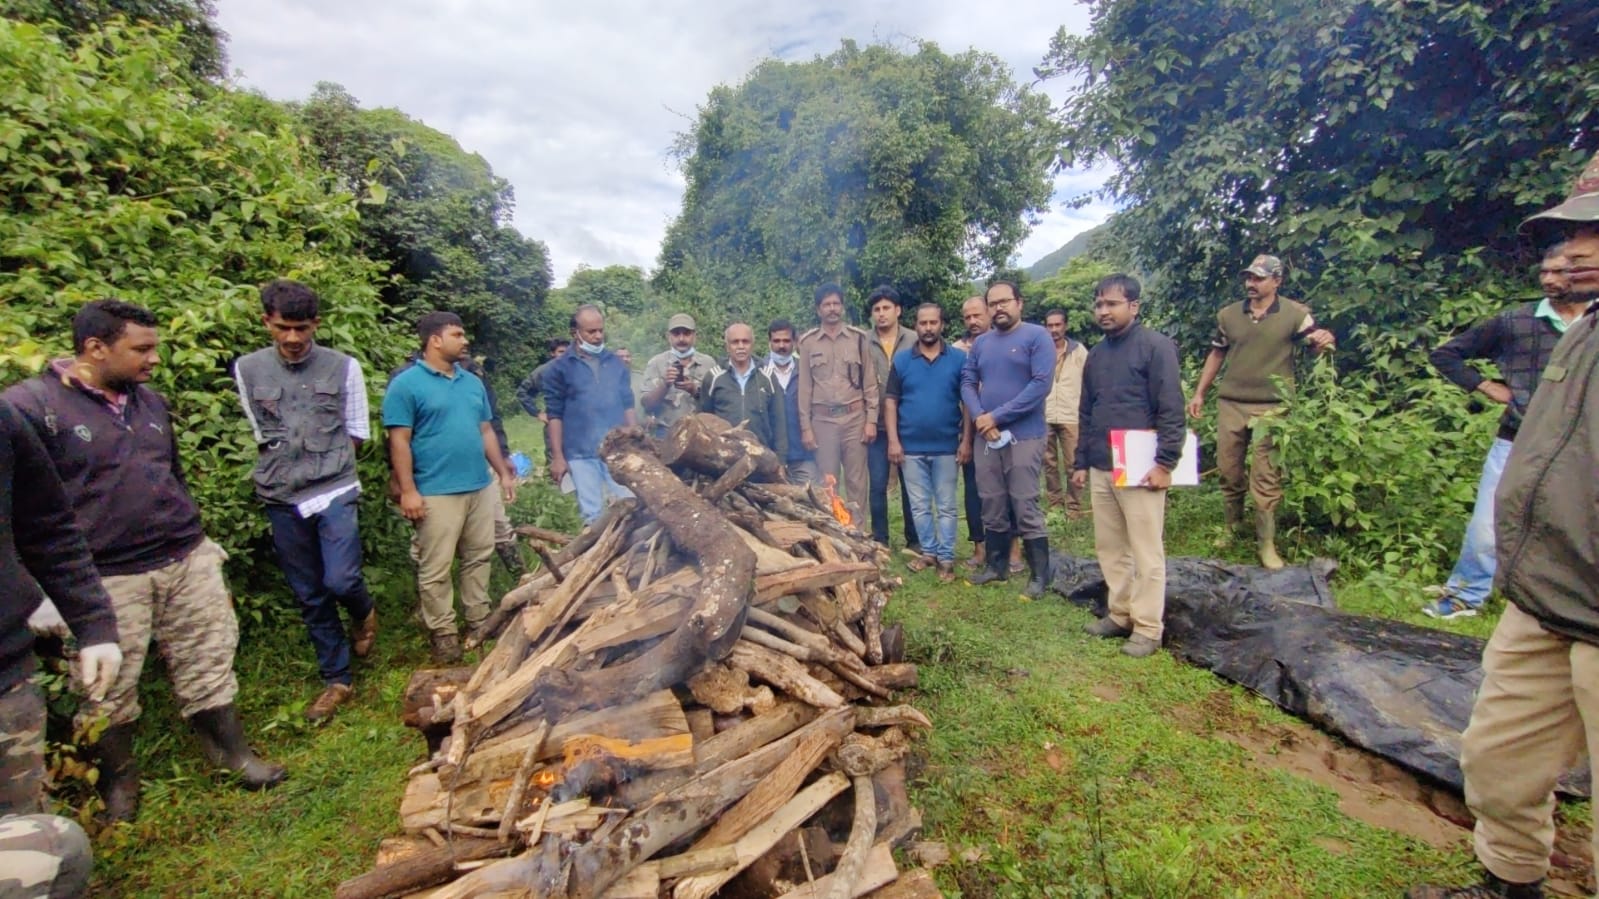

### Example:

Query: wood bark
xmin=662 ymin=412 xmax=784 ymax=481
xmin=332 ymin=838 xmax=510 ymax=899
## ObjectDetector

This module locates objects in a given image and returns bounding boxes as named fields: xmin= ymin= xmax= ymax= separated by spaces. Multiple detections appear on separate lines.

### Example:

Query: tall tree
xmin=1041 ymin=0 xmax=1598 ymax=356
xmin=656 ymin=40 xmax=1060 ymax=321
xmin=296 ymin=83 xmax=554 ymax=394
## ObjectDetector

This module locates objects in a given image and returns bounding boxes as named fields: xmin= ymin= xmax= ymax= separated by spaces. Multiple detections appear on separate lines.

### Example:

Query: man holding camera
xmin=641 ymin=314 xmax=717 ymax=440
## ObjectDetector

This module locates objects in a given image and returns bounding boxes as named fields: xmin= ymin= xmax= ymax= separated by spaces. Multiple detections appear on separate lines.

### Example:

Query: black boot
xmin=95 ymin=722 xmax=140 ymax=824
xmin=1022 ymin=537 xmax=1052 ymax=599
xmin=188 ymin=705 xmax=286 ymax=790
xmin=968 ymin=532 xmax=1012 ymax=586
xmin=1406 ymin=872 xmax=1543 ymax=898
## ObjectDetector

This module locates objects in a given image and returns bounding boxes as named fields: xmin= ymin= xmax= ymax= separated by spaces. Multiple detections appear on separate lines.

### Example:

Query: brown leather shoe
xmin=430 ymin=633 xmax=462 ymax=665
xmin=350 ymin=610 xmax=377 ymax=658
xmin=305 ymin=683 xmax=353 ymax=723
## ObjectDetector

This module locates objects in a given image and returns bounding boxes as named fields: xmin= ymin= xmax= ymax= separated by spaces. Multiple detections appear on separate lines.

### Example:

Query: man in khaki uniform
xmin=1186 ymin=254 xmax=1334 ymax=568
xmin=1407 ymin=155 xmax=1599 ymax=899
xmin=798 ymin=283 xmax=876 ymax=526
xmin=1042 ymin=307 xmax=1088 ymax=515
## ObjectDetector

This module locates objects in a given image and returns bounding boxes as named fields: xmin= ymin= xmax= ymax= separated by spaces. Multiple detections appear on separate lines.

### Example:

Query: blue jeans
xmin=264 ymin=490 xmax=374 ymax=686
xmin=901 ymin=454 xmax=959 ymax=562
xmin=569 ymin=457 xmax=633 ymax=524
xmin=868 ymin=432 xmax=920 ymax=547
xmin=1442 ymin=437 xmax=1512 ymax=607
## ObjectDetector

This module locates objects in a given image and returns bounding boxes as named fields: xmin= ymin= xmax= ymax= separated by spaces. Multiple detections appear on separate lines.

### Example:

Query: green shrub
xmin=0 ymin=20 xmax=410 ymax=615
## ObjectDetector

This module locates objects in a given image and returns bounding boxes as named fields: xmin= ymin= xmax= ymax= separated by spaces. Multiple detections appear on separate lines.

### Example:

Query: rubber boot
xmin=1022 ymin=537 xmax=1052 ymax=599
xmin=95 ymin=722 xmax=141 ymax=824
xmin=1216 ymin=500 xmax=1244 ymax=548
xmin=1257 ymin=509 xmax=1284 ymax=570
xmin=968 ymin=532 xmax=1012 ymax=586
xmin=188 ymin=705 xmax=287 ymax=791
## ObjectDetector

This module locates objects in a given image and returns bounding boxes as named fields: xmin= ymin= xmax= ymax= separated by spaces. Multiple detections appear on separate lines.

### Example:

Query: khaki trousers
xmin=414 ymin=483 xmax=498 ymax=637
xmin=78 ymin=538 xmax=240 ymax=728
xmin=1460 ymin=604 xmax=1599 ymax=885
xmin=1089 ymin=469 xmax=1168 ymax=640
xmin=1044 ymin=423 xmax=1082 ymax=511
xmin=1215 ymin=399 xmax=1282 ymax=514
xmin=810 ymin=408 xmax=868 ymax=526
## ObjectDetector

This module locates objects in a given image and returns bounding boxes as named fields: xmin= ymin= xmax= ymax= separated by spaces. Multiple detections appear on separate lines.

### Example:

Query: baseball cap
xmin=1522 ymin=151 xmax=1599 ymax=232
xmin=1242 ymin=254 xmax=1284 ymax=278
xmin=667 ymin=313 xmax=697 ymax=332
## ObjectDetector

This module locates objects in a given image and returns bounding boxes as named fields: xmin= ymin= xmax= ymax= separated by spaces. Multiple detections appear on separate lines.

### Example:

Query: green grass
xmin=69 ymin=418 xmax=1574 ymax=895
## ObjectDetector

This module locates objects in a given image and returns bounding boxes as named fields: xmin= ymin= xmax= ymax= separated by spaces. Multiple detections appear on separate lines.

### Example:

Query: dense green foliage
xmin=1043 ymin=0 xmax=1598 ymax=571
xmin=5 ymin=0 xmax=226 ymax=80
xmin=657 ymin=40 xmax=1060 ymax=331
xmin=0 ymin=21 xmax=409 ymax=600
xmin=296 ymin=83 xmax=555 ymax=400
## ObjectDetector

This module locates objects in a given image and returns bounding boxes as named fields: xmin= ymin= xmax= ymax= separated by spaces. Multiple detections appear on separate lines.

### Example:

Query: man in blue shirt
xmin=885 ymin=303 xmax=969 ymax=582
xmin=543 ymin=304 xmax=636 ymax=524
xmin=383 ymin=311 xmax=516 ymax=664
xmin=960 ymin=281 xmax=1056 ymax=597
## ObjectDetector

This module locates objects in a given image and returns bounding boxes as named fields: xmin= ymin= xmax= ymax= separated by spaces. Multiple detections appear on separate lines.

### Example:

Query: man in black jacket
xmin=1407 ymin=153 xmax=1599 ymax=899
xmin=1420 ymin=243 xmax=1582 ymax=619
xmin=4 ymin=300 xmax=285 ymax=822
xmin=699 ymin=322 xmax=788 ymax=456
xmin=1071 ymin=274 xmax=1186 ymax=658
xmin=0 ymin=397 xmax=120 ymax=895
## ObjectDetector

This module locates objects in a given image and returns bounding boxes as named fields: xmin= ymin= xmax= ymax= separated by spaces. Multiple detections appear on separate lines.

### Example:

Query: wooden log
xmin=868 ymin=663 xmax=918 ymax=691
xmin=532 ymin=542 xmax=564 ymax=583
xmin=662 ymin=412 xmax=783 ymax=481
xmin=855 ymin=705 xmax=932 ymax=731
xmin=859 ymin=867 xmax=940 ymax=899
xmin=528 ymin=427 xmax=758 ymax=719
xmin=538 ymin=707 xmax=855 ymax=899
xmin=703 ymin=452 xmax=759 ymax=503
xmin=774 ymin=843 xmax=898 ymax=899
xmin=727 ymin=640 xmax=846 ymax=709
xmin=514 ymin=524 xmax=574 ymax=545
xmin=694 ymin=701 xmax=816 ymax=770
xmin=832 ymin=729 xmax=911 ymax=778
xmin=671 ymin=772 xmax=850 ymax=899
xmin=862 ymin=586 xmax=888 ymax=665
xmin=551 ymin=498 xmax=637 ymax=566
xmin=735 ymin=527 xmax=820 ymax=576
xmin=684 ymin=715 xmax=843 ymax=854
xmin=826 ymin=776 xmax=880 ymax=899
xmin=755 ymin=562 xmax=879 ymax=604
xmin=333 ymin=838 xmax=511 ymax=899
xmin=400 ymin=668 xmax=474 ymax=730
xmin=799 ymin=592 xmax=869 ymax=658
xmin=462 ymin=690 xmax=689 ymax=785
xmin=687 ymin=663 xmax=777 ymax=716
xmin=495 ymin=721 xmax=548 ymax=842
xmin=740 ymin=625 xmax=891 ymax=700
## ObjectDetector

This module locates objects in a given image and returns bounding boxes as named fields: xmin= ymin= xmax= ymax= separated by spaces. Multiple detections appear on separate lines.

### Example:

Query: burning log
xmin=345 ymin=421 xmax=935 ymax=899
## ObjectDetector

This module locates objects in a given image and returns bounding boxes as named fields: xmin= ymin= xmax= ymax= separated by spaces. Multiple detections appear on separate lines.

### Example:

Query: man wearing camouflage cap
xmin=1408 ymin=153 xmax=1599 ymax=899
xmin=1186 ymin=253 xmax=1335 ymax=568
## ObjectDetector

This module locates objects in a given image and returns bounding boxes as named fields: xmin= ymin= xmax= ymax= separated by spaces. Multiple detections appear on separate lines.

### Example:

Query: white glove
xmin=77 ymin=643 xmax=123 ymax=703
xmin=26 ymin=599 xmax=69 ymax=638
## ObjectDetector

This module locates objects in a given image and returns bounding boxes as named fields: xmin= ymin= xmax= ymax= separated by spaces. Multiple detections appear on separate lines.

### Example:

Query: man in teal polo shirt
xmin=383 ymin=311 xmax=516 ymax=663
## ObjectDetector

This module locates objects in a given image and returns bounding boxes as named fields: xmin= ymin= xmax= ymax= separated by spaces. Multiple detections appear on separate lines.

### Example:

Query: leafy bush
xmin=0 ymin=20 xmax=411 ymax=612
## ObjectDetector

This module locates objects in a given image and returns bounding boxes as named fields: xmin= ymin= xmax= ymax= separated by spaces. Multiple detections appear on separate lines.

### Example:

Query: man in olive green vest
xmin=1186 ymin=254 xmax=1335 ymax=568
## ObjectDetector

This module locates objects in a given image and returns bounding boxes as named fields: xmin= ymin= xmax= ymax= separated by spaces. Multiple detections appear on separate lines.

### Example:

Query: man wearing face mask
xmin=641 ymin=314 xmax=717 ymax=440
xmin=543 ymin=305 xmax=637 ymax=525
xmin=762 ymin=319 xmax=818 ymax=485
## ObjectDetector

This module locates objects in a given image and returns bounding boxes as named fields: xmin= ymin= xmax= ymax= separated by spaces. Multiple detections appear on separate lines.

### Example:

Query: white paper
xmin=1112 ymin=429 xmax=1200 ymax=487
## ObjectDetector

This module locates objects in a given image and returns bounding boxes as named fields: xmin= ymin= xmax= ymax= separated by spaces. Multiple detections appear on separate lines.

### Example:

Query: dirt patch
xmin=1172 ymin=693 xmax=1595 ymax=895
xmin=1090 ymin=683 xmax=1122 ymax=703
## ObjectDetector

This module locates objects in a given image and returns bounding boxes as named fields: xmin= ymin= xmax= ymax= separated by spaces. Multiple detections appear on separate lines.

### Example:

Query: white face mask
xmin=578 ymin=339 xmax=605 ymax=355
xmin=769 ymin=352 xmax=794 ymax=366
xmin=669 ymin=346 xmax=696 ymax=360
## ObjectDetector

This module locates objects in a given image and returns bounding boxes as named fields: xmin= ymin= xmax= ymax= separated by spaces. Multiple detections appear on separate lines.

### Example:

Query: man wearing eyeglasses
xmin=960 ymin=281 xmax=1056 ymax=598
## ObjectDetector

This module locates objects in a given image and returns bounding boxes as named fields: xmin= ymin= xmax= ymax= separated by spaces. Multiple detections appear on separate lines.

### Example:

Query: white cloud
xmin=216 ymin=1 xmax=1100 ymax=284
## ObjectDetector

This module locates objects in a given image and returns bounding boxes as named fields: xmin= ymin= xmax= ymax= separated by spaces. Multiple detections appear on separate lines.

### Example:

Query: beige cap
xmin=667 ymin=313 xmax=696 ymax=332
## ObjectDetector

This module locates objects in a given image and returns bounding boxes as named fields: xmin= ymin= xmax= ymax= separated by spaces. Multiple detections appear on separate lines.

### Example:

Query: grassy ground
xmin=73 ymin=415 xmax=1578 ymax=896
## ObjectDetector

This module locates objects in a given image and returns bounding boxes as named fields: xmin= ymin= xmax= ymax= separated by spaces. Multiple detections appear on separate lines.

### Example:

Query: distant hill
xmin=1025 ymin=223 xmax=1107 ymax=280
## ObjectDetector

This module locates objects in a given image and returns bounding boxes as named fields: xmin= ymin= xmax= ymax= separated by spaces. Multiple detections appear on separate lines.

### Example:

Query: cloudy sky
xmin=216 ymin=1 xmax=1111 ymax=285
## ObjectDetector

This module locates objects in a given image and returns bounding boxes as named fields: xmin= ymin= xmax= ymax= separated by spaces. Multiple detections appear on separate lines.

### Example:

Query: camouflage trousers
xmin=0 ymin=814 xmax=92 ymax=899
xmin=0 ymin=682 xmax=45 ymax=816
xmin=74 ymin=538 xmax=240 ymax=730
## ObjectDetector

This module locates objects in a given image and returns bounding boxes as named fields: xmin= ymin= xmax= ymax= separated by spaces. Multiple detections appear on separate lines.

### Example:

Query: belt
xmin=812 ymin=400 xmax=864 ymax=416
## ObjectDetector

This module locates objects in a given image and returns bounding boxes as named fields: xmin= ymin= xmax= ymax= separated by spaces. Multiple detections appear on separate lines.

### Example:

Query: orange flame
xmin=822 ymin=474 xmax=852 ymax=527
xmin=534 ymin=769 xmax=558 ymax=789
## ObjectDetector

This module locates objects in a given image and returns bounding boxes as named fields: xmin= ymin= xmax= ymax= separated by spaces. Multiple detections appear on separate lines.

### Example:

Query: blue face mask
xmin=670 ymin=346 xmax=696 ymax=360
xmin=769 ymin=352 xmax=794 ymax=366
xmin=578 ymin=339 xmax=605 ymax=355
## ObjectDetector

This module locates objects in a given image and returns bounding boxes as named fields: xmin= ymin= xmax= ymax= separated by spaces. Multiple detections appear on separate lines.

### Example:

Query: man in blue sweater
xmin=1072 ymin=274 xmax=1187 ymax=658
xmin=960 ymin=281 xmax=1056 ymax=597
xmin=886 ymin=304 xmax=968 ymax=581
xmin=543 ymin=304 xmax=636 ymax=524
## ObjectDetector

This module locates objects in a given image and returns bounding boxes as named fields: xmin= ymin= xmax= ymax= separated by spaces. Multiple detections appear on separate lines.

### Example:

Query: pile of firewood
xmin=337 ymin=415 xmax=940 ymax=899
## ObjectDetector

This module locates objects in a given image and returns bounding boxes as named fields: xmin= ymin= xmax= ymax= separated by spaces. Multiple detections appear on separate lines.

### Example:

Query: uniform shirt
xmin=1211 ymin=298 xmax=1318 ymax=404
xmin=796 ymin=324 xmax=877 ymax=431
xmin=381 ymin=361 xmax=493 ymax=496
